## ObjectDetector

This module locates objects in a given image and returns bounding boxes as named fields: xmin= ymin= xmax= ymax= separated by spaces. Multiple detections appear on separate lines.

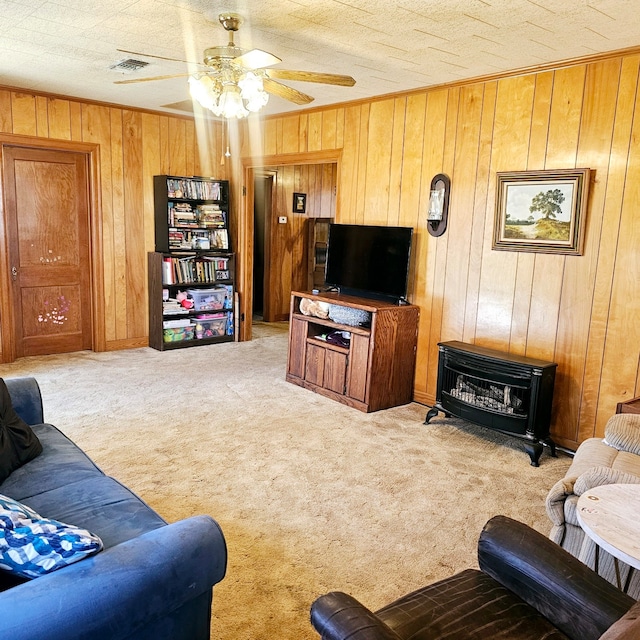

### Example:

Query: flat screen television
xmin=324 ymin=223 xmax=413 ymax=303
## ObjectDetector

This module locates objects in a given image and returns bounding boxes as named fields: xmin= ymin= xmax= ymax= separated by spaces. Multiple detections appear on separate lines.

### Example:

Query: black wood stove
xmin=425 ymin=341 xmax=557 ymax=466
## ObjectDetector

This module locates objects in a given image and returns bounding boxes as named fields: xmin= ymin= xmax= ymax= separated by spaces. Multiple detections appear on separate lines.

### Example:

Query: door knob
xmin=11 ymin=266 xmax=17 ymax=281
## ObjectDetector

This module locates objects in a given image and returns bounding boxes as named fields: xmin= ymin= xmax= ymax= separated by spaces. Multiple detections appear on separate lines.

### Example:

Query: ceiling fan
xmin=114 ymin=13 xmax=356 ymax=118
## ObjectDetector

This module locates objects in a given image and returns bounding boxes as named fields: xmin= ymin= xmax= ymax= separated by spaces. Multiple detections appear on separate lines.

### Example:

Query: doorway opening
xmin=239 ymin=151 xmax=341 ymax=342
xmin=253 ymin=172 xmax=274 ymax=321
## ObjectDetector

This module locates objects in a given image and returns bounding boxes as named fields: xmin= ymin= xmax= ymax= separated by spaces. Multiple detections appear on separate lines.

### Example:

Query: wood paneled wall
xmin=243 ymin=53 xmax=640 ymax=449
xmin=1 ymin=48 xmax=638 ymax=447
xmin=0 ymin=90 xmax=225 ymax=356
xmin=262 ymin=163 xmax=336 ymax=320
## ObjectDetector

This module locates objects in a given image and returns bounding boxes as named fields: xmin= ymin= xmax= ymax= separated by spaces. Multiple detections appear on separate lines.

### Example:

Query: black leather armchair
xmin=311 ymin=516 xmax=640 ymax=640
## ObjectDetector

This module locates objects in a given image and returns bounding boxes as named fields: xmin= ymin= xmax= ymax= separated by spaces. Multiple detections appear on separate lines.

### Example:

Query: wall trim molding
xmin=262 ymin=44 xmax=640 ymax=119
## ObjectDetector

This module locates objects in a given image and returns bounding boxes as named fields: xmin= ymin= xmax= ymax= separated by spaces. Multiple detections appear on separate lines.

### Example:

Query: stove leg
xmin=424 ymin=407 xmax=439 ymax=424
xmin=544 ymin=437 xmax=557 ymax=458
xmin=524 ymin=441 xmax=543 ymax=467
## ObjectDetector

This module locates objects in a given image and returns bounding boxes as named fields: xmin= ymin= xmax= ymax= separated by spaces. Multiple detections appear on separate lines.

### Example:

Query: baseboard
xmin=103 ymin=338 xmax=149 ymax=351
xmin=412 ymin=389 xmax=434 ymax=407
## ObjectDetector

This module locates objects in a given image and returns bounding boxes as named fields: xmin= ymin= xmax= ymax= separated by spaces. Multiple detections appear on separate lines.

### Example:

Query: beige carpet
xmin=1 ymin=323 xmax=572 ymax=639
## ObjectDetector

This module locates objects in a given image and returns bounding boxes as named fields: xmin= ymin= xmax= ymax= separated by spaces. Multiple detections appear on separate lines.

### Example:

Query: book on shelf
xmin=162 ymin=299 xmax=188 ymax=315
xmin=168 ymin=229 xmax=209 ymax=251
xmin=168 ymin=229 xmax=188 ymax=250
xmin=197 ymin=205 xmax=225 ymax=228
xmin=166 ymin=179 xmax=222 ymax=201
xmin=162 ymin=255 xmax=231 ymax=285
xmin=168 ymin=202 xmax=198 ymax=227
xmin=162 ymin=257 xmax=174 ymax=284
xmin=163 ymin=318 xmax=192 ymax=329
xmin=204 ymin=255 xmax=228 ymax=267
xmin=168 ymin=227 xmax=232 ymax=251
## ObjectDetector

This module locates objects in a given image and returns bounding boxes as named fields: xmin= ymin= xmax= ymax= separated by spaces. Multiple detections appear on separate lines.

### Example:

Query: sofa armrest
xmin=574 ymin=466 xmax=640 ymax=495
xmin=478 ymin=516 xmax=634 ymax=640
xmin=0 ymin=515 xmax=227 ymax=640
xmin=545 ymin=476 xmax=577 ymax=526
xmin=4 ymin=377 xmax=44 ymax=425
xmin=311 ymin=592 xmax=403 ymax=640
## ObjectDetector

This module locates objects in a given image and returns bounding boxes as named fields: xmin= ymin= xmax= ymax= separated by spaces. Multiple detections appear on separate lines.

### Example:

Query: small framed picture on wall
xmin=293 ymin=192 xmax=307 ymax=214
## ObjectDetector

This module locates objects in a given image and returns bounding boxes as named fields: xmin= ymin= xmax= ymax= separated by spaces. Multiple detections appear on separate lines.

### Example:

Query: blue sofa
xmin=1 ymin=377 xmax=227 ymax=640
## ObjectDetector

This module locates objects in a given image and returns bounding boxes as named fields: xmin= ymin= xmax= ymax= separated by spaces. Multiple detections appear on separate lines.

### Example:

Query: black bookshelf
xmin=149 ymin=175 xmax=235 ymax=351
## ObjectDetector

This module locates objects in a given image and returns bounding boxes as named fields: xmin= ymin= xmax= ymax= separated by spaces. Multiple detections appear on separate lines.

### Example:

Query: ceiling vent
xmin=110 ymin=58 xmax=150 ymax=74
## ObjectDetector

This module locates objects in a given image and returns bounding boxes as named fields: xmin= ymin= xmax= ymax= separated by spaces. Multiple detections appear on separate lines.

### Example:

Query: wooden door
xmin=3 ymin=146 xmax=92 ymax=357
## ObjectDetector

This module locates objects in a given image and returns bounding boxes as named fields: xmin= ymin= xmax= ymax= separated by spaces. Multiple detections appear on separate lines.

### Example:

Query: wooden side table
xmin=577 ymin=484 xmax=640 ymax=592
xmin=616 ymin=397 xmax=640 ymax=414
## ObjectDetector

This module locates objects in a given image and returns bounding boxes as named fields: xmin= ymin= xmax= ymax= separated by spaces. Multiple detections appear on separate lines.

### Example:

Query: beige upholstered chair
xmin=546 ymin=413 xmax=640 ymax=597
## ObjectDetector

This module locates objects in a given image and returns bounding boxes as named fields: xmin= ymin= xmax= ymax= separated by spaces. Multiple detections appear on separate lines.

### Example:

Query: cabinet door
xmin=287 ymin=318 xmax=307 ymax=378
xmin=305 ymin=343 xmax=325 ymax=386
xmin=324 ymin=349 xmax=347 ymax=394
xmin=305 ymin=343 xmax=346 ymax=393
xmin=347 ymin=333 xmax=370 ymax=402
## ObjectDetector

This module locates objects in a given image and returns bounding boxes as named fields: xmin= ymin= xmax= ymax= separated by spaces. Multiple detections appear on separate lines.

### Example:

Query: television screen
xmin=324 ymin=223 xmax=413 ymax=302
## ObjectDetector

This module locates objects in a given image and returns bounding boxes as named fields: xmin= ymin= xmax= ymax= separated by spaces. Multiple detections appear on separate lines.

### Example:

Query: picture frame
xmin=293 ymin=192 xmax=307 ymax=214
xmin=493 ymin=168 xmax=591 ymax=255
xmin=215 ymin=269 xmax=230 ymax=281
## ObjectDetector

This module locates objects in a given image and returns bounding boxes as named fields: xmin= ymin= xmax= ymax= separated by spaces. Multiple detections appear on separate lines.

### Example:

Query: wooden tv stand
xmin=286 ymin=291 xmax=419 ymax=412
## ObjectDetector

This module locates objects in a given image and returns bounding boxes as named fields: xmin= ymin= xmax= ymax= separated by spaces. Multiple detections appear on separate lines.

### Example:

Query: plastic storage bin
xmin=187 ymin=286 xmax=232 ymax=311
xmin=163 ymin=325 xmax=195 ymax=343
xmin=193 ymin=316 xmax=227 ymax=338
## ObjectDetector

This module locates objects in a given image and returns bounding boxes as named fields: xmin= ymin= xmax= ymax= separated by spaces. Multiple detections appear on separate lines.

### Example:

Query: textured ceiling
xmin=1 ymin=0 xmax=639 ymax=119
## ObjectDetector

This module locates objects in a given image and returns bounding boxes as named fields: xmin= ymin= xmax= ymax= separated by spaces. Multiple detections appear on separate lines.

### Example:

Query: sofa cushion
xmin=377 ymin=569 xmax=570 ymax=639
xmin=0 ymin=423 xmax=108 ymax=501
xmin=565 ymin=438 xmax=618 ymax=477
xmin=0 ymin=424 xmax=167 ymax=550
xmin=610 ymin=450 xmax=640 ymax=477
xmin=563 ymin=436 xmax=640 ymax=490
xmin=0 ymin=380 xmax=42 ymax=484
xmin=22 ymin=476 xmax=167 ymax=550
xmin=0 ymin=403 xmax=175 ymax=582
xmin=0 ymin=494 xmax=102 ymax=578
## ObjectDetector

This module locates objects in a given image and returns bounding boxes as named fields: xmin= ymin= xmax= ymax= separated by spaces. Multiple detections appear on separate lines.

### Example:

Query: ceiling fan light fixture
xmin=119 ymin=12 xmax=355 ymax=116
xmin=189 ymin=71 xmax=268 ymax=119
xmin=239 ymin=72 xmax=269 ymax=112
xmin=217 ymin=84 xmax=249 ymax=119
xmin=188 ymin=75 xmax=218 ymax=111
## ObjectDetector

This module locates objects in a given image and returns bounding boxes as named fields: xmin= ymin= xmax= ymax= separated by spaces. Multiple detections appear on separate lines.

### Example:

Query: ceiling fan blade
xmin=117 ymin=49 xmax=203 ymax=66
xmin=265 ymin=69 xmax=355 ymax=87
xmin=233 ymin=48 xmax=281 ymax=69
xmin=114 ymin=73 xmax=192 ymax=85
xmin=262 ymin=78 xmax=314 ymax=105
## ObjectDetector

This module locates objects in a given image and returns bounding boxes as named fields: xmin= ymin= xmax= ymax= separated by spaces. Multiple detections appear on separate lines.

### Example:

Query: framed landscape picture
xmin=493 ymin=168 xmax=591 ymax=255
